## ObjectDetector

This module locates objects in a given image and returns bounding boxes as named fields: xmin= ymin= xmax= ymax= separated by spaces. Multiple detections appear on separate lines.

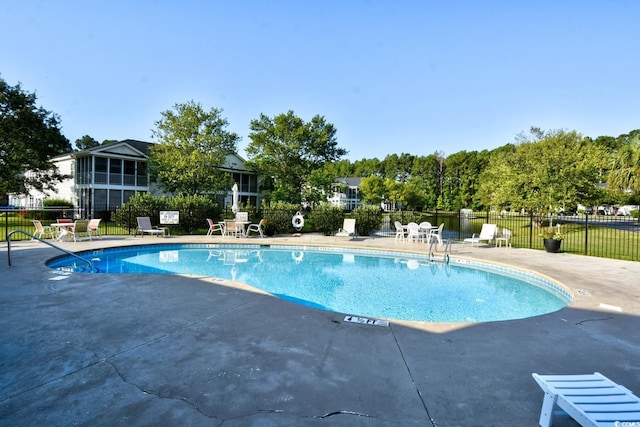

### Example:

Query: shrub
xmin=112 ymin=193 xmax=219 ymax=234
xmin=43 ymin=199 xmax=73 ymax=208
xmin=351 ymin=205 xmax=383 ymax=236
xmin=168 ymin=194 xmax=219 ymax=233
xmin=261 ymin=201 xmax=301 ymax=234
xmin=308 ymin=204 xmax=344 ymax=235
xmin=112 ymin=193 xmax=168 ymax=230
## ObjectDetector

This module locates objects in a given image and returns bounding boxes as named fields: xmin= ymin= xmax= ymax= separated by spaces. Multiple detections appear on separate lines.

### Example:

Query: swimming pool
xmin=47 ymin=244 xmax=571 ymax=322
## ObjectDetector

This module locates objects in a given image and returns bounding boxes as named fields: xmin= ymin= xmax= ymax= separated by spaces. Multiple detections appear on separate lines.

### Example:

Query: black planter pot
xmin=543 ymin=238 xmax=561 ymax=253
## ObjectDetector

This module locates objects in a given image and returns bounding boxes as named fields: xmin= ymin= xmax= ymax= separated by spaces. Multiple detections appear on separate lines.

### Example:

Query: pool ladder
xmin=428 ymin=239 xmax=451 ymax=263
xmin=6 ymin=229 xmax=94 ymax=271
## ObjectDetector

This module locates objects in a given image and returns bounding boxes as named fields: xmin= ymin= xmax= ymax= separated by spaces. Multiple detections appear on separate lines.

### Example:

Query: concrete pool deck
xmin=1 ymin=234 xmax=639 ymax=426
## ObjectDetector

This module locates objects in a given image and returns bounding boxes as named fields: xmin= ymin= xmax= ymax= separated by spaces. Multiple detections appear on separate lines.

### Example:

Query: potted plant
xmin=540 ymin=224 xmax=563 ymax=253
xmin=262 ymin=219 xmax=275 ymax=237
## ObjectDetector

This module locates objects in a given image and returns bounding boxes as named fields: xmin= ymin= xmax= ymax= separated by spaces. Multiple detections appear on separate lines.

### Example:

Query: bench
xmin=532 ymin=372 xmax=640 ymax=427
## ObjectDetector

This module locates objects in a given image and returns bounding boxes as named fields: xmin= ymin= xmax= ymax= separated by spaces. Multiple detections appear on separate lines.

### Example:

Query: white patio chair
xmin=394 ymin=221 xmax=406 ymax=242
xmin=246 ymin=219 xmax=265 ymax=238
xmin=32 ymin=220 xmax=55 ymax=240
xmin=88 ymin=218 xmax=102 ymax=238
xmin=406 ymin=222 xmax=421 ymax=243
xmin=206 ymin=218 xmax=224 ymax=237
xmin=428 ymin=223 xmax=445 ymax=245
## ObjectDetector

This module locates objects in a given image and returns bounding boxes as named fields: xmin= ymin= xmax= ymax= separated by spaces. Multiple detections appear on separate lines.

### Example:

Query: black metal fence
xmin=3 ymin=207 xmax=639 ymax=262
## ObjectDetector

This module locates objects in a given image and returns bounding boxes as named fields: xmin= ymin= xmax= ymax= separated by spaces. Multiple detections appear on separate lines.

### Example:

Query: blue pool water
xmin=46 ymin=244 xmax=571 ymax=322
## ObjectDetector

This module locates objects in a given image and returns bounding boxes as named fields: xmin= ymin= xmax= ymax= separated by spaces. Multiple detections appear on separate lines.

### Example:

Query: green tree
xmin=304 ymin=168 xmax=336 ymax=207
xmin=607 ymin=140 xmax=640 ymax=195
xmin=149 ymin=101 xmax=239 ymax=195
xmin=353 ymin=157 xmax=382 ymax=177
xmin=74 ymin=135 xmax=100 ymax=151
xmin=0 ymin=77 xmax=72 ymax=204
xmin=246 ymin=111 xmax=347 ymax=204
xmin=402 ymin=177 xmax=427 ymax=210
xmin=359 ymin=175 xmax=386 ymax=205
xmin=443 ymin=150 xmax=490 ymax=210
xmin=381 ymin=153 xmax=415 ymax=183
xmin=385 ymin=179 xmax=404 ymax=209
xmin=411 ymin=153 xmax=444 ymax=209
xmin=478 ymin=129 xmax=605 ymax=213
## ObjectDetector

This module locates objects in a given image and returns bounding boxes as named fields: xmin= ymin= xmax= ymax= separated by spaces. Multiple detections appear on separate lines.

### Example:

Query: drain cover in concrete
xmin=344 ymin=316 xmax=389 ymax=327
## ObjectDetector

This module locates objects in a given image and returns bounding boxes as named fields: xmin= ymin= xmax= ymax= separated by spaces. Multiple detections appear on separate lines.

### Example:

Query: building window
xmin=94 ymin=189 xmax=107 ymax=211
xmin=123 ymin=160 xmax=136 ymax=186
xmin=110 ymin=159 xmax=122 ymax=185
xmin=109 ymin=189 xmax=121 ymax=208
xmin=137 ymin=162 xmax=147 ymax=186
xmin=248 ymin=174 xmax=258 ymax=193
xmin=95 ymin=157 xmax=108 ymax=184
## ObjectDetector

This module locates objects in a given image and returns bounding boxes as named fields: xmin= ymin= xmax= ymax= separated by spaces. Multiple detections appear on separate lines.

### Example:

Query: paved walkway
xmin=1 ymin=234 xmax=639 ymax=426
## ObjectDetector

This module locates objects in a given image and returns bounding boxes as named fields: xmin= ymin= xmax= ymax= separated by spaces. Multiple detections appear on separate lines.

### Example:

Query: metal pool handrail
xmin=6 ymin=229 xmax=94 ymax=271
xmin=429 ymin=238 xmax=451 ymax=263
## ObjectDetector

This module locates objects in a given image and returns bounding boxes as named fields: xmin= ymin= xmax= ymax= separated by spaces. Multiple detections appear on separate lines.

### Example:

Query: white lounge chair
xmin=336 ymin=218 xmax=356 ymax=239
xmin=532 ymin=372 xmax=640 ymax=427
xmin=463 ymin=223 xmax=497 ymax=246
xmin=136 ymin=217 xmax=165 ymax=237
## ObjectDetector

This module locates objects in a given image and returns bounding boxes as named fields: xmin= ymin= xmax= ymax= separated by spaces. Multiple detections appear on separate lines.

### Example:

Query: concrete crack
xmin=389 ymin=324 xmax=438 ymax=427
xmin=576 ymin=316 xmax=613 ymax=325
xmin=317 ymin=410 xmax=373 ymax=418
xmin=102 ymin=358 xmax=219 ymax=420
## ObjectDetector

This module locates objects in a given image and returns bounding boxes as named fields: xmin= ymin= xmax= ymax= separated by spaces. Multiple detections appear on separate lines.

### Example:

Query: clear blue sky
xmin=2 ymin=1 xmax=638 ymax=160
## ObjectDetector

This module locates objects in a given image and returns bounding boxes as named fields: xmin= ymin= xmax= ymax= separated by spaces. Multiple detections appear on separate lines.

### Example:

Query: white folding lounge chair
xmin=136 ymin=217 xmax=165 ymax=237
xmin=463 ymin=223 xmax=497 ymax=246
xmin=335 ymin=218 xmax=356 ymax=239
xmin=532 ymin=372 xmax=640 ymax=427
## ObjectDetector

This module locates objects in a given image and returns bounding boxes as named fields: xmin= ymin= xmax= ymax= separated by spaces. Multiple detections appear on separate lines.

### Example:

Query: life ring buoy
xmin=291 ymin=251 xmax=304 ymax=263
xmin=292 ymin=212 xmax=304 ymax=230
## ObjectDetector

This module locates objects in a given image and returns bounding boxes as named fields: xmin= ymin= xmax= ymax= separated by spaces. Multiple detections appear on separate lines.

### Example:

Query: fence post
xmin=584 ymin=213 xmax=589 ymax=256
xmin=529 ymin=212 xmax=534 ymax=249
